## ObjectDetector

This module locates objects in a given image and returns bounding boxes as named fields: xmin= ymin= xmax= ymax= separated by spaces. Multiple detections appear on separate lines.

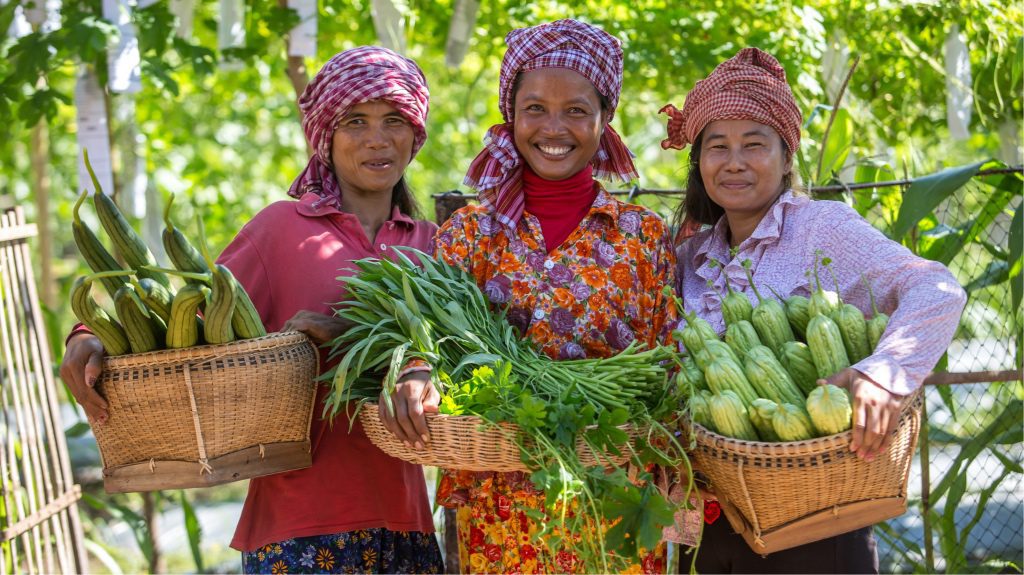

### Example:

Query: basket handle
xmin=183 ymin=363 xmax=213 ymax=475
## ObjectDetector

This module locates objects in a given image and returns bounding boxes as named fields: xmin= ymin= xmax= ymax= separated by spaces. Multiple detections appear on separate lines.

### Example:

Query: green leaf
xmin=892 ymin=161 xmax=987 ymax=241
xmin=932 ymin=399 xmax=1023 ymax=500
xmin=1009 ymin=201 xmax=1023 ymax=316
xmin=65 ymin=421 xmax=92 ymax=438
xmin=83 ymin=493 xmax=154 ymax=566
xmin=180 ymin=491 xmax=205 ymax=573
xmin=921 ymin=188 xmax=1013 ymax=264
xmin=964 ymin=260 xmax=1010 ymax=292
xmin=513 ymin=393 xmax=547 ymax=430
xmin=602 ymin=484 xmax=675 ymax=557
xmin=817 ymin=108 xmax=853 ymax=184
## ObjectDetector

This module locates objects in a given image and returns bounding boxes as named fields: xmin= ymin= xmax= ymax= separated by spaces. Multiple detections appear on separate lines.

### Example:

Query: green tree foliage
xmin=0 ymin=0 xmax=1020 ymax=331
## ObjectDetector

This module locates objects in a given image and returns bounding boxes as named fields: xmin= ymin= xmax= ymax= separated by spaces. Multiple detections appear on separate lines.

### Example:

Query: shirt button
xmin=543 ymin=260 xmax=554 ymax=270
xmin=532 ymin=309 xmax=545 ymax=320
xmin=379 ymin=243 xmax=387 ymax=250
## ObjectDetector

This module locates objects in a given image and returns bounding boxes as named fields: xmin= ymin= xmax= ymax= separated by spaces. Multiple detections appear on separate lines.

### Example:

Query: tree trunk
xmin=30 ymin=119 xmax=54 ymax=309
xmin=143 ymin=492 xmax=164 ymax=573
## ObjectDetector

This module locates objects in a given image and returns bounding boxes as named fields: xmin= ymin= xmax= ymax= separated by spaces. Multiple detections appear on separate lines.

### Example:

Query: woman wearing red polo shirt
xmin=59 ymin=47 xmax=443 ymax=574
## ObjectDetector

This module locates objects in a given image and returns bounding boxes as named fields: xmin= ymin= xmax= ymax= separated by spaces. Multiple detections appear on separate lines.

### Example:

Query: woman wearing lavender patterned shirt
xmin=661 ymin=48 xmax=966 ymax=573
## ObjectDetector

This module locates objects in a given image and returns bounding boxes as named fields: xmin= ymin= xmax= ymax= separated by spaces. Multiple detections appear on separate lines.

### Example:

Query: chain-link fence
xmin=432 ymin=167 xmax=1023 ymax=573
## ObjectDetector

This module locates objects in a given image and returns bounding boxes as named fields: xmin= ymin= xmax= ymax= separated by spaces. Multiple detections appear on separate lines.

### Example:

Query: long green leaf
xmin=964 ymin=260 xmax=1010 ymax=292
xmin=921 ymin=189 xmax=1013 ymax=264
xmin=892 ymin=161 xmax=987 ymax=240
xmin=82 ymin=493 xmax=153 ymax=566
xmin=1009 ymin=200 xmax=1023 ymax=318
xmin=180 ymin=491 xmax=205 ymax=573
xmin=817 ymin=108 xmax=853 ymax=184
xmin=931 ymin=399 xmax=1023 ymax=500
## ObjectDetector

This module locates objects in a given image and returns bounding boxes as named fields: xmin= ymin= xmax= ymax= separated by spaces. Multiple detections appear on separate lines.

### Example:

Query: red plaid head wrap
xmin=660 ymin=48 xmax=801 ymax=156
xmin=464 ymin=19 xmax=639 ymax=229
xmin=287 ymin=46 xmax=430 ymax=208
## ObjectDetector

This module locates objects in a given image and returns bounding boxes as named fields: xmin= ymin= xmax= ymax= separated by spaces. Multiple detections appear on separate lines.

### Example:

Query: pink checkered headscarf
xmin=287 ymin=46 xmax=430 ymax=208
xmin=464 ymin=19 xmax=639 ymax=230
xmin=660 ymin=48 xmax=802 ymax=155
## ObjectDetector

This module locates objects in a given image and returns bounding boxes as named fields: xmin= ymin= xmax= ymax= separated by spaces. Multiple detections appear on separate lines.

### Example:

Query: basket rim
xmin=688 ymin=389 xmax=923 ymax=457
xmin=363 ymin=403 xmax=640 ymax=433
xmin=101 ymin=331 xmax=314 ymax=368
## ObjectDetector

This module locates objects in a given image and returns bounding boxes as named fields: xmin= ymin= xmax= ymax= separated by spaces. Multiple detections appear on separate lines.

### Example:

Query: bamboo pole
xmin=0 ymin=212 xmax=45 ymax=573
xmin=5 ymin=209 xmax=59 ymax=574
xmin=9 ymin=207 xmax=80 ymax=572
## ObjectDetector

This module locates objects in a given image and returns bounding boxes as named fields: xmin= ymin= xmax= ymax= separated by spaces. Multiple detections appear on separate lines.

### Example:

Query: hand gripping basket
xmin=359 ymin=405 xmax=640 ymax=472
xmin=689 ymin=390 xmax=923 ymax=555
xmin=93 ymin=332 xmax=319 ymax=493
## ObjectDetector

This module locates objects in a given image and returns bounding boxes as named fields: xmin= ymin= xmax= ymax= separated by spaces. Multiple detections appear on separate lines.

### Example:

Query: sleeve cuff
xmin=852 ymin=354 xmax=916 ymax=396
xmin=65 ymin=323 xmax=91 ymax=347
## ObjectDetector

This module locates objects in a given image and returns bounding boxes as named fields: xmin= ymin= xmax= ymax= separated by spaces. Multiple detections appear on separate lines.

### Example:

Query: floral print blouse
xmin=433 ymin=186 xmax=678 ymax=361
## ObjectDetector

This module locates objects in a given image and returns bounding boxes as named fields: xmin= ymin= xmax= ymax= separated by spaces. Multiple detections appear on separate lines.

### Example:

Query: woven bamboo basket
xmin=359 ymin=405 xmax=640 ymax=472
xmin=688 ymin=390 xmax=923 ymax=555
xmin=93 ymin=332 xmax=319 ymax=493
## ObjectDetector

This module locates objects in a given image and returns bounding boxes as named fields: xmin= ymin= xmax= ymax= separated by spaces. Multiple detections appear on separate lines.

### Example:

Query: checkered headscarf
xmin=464 ymin=19 xmax=638 ymax=230
xmin=287 ymin=46 xmax=430 ymax=208
xmin=660 ymin=48 xmax=801 ymax=155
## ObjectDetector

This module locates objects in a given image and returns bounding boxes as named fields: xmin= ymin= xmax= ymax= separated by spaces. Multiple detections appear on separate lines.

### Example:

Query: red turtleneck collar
xmin=523 ymin=165 xmax=597 ymax=254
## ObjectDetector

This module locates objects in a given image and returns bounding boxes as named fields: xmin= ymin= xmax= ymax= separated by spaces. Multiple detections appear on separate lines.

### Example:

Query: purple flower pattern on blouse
xmin=619 ymin=211 xmax=641 ymax=235
xmin=483 ymin=275 xmax=512 ymax=304
xmin=559 ymin=341 xmax=586 ymax=360
xmin=548 ymin=263 xmax=573 ymax=286
xmin=604 ymin=317 xmax=635 ymax=350
xmin=549 ymin=307 xmax=576 ymax=335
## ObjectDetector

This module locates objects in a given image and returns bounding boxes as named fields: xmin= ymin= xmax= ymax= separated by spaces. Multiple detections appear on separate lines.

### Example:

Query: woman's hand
xmin=282 ymin=310 xmax=352 ymax=345
xmin=58 ymin=333 xmax=109 ymax=425
xmin=378 ymin=371 xmax=440 ymax=450
xmin=821 ymin=368 xmax=903 ymax=461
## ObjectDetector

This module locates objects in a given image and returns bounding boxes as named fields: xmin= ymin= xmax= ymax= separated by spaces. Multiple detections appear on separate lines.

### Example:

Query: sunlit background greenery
xmin=0 ymin=1 xmax=1020 ymax=573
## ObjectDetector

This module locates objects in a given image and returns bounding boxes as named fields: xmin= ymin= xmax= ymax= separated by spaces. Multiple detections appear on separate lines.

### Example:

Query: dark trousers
xmin=681 ymin=517 xmax=879 ymax=574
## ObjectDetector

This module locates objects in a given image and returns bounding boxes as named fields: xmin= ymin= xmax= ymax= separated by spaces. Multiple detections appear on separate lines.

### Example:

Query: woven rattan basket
xmin=359 ymin=405 xmax=640 ymax=472
xmin=689 ymin=390 xmax=923 ymax=555
xmin=93 ymin=332 xmax=318 ymax=493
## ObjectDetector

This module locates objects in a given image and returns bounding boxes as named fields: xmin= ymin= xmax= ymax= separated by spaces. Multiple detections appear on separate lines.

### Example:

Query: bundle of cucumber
xmin=677 ymin=250 xmax=890 ymax=442
xmin=70 ymin=152 xmax=265 ymax=356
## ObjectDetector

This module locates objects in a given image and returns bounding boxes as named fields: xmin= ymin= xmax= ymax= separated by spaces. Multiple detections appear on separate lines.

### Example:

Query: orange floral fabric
xmin=432 ymin=186 xmax=678 ymax=574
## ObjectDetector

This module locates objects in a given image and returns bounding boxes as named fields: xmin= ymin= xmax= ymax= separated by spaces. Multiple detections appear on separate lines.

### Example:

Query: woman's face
xmin=331 ymin=100 xmax=415 ymax=198
xmin=699 ymin=119 xmax=792 ymax=221
xmin=513 ymin=68 xmax=607 ymax=181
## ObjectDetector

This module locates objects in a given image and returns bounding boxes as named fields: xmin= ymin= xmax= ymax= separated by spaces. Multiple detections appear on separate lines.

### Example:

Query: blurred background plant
xmin=0 ymin=0 xmax=1019 ymax=572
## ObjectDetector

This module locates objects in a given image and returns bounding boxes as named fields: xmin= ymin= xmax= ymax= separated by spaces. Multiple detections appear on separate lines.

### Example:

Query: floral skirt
xmin=440 ymin=470 xmax=665 ymax=574
xmin=241 ymin=528 xmax=444 ymax=574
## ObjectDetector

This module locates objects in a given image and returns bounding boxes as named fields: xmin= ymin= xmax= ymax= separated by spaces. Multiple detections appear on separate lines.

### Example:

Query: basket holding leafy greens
xmin=322 ymin=248 xmax=695 ymax=572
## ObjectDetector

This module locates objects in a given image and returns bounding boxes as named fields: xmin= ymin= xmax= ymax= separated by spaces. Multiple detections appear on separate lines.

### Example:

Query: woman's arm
xmin=817 ymin=202 xmax=966 ymax=459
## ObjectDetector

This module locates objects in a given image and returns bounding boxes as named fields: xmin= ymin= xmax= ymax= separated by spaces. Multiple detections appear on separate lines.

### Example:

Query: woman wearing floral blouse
xmin=382 ymin=19 xmax=677 ymax=575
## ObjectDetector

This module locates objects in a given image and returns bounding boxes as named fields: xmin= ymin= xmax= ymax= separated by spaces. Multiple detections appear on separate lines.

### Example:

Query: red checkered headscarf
xmin=660 ymin=48 xmax=801 ymax=155
xmin=287 ymin=46 xmax=430 ymax=209
xmin=464 ymin=19 xmax=638 ymax=230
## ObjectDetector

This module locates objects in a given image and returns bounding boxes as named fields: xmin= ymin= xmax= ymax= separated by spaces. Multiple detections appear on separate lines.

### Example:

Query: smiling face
xmin=699 ymin=118 xmax=792 ymax=222
xmin=330 ymin=100 xmax=415 ymax=199
xmin=512 ymin=68 xmax=607 ymax=181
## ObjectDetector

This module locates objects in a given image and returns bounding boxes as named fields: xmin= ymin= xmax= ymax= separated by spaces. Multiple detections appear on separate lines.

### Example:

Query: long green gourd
xmin=72 ymin=191 xmax=125 ymax=299
xmin=69 ymin=272 xmax=132 ymax=356
xmin=84 ymin=150 xmax=170 ymax=288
